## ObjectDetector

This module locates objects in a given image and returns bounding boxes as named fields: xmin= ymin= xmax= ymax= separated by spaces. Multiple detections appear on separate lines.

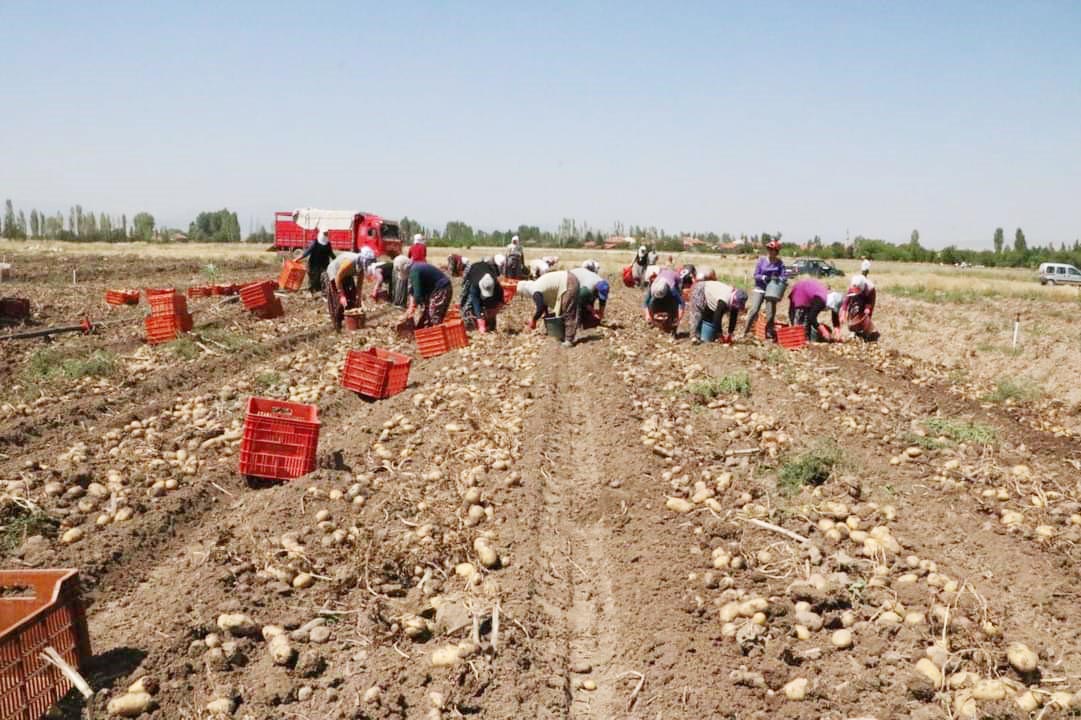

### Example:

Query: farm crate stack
xmin=144 ymin=288 xmax=192 ymax=344
xmin=238 ymin=397 xmax=320 ymax=481
xmin=0 ymin=570 xmax=92 ymax=720
xmin=240 ymin=280 xmax=283 ymax=320
xmin=340 ymin=347 xmax=412 ymax=400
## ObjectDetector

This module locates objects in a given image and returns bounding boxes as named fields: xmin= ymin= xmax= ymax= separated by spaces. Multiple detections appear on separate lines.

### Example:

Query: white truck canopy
xmin=291 ymin=209 xmax=359 ymax=232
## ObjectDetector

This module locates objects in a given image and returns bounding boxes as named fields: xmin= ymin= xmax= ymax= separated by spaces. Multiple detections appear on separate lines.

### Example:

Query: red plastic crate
xmin=340 ymin=348 xmax=412 ymax=399
xmin=0 ymin=570 xmax=92 ymax=720
xmin=146 ymin=291 xmax=187 ymax=317
xmin=145 ymin=312 xmax=193 ymax=344
xmin=501 ymin=280 xmax=518 ymax=304
xmin=238 ymin=397 xmax=320 ymax=481
xmin=240 ymin=281 xmax=276 ymax=311
xmin=414 ymin=325 xmax=448 ymax=359
xmin=253 ymin=297 xmax=284 ymax=320
xmin=277 ymin=260 xmax=306 ymax=292
xmin=187 ymin=286 xmax=213 ymax=299
xmin=105 ymin=290 xmax=139 ymax=306
xmin=214 ymin=284 xmax=239 ymax=296
xmin=444 ymin=319 xmax=469 ymax=349
xmin=776 ymin=324 xmax=807 ymax=350
xmin=752 ymin=315 xmax=790 ymax=341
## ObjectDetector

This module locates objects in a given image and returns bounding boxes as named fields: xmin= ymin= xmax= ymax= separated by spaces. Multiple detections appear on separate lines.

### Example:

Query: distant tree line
xmin=4 ymin=199 xmax=1078 ymax=268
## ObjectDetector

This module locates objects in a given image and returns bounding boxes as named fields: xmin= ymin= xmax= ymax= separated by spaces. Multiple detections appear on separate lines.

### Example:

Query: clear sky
xmin=2 ymin=1 xmax=1079 ymax=248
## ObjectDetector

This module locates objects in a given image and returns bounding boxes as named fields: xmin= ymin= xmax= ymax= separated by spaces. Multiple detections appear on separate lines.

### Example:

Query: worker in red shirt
xmin=407 ymin=233 xmax=427 ymax=263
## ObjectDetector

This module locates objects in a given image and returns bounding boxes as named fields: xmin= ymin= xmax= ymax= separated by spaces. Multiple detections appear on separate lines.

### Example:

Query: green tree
xmin=1014 ymin=227 xmax=1027 ymax=253
xmin=442 ymin=220 xmax=475 ymax=247
xmin=29 ymin=210 xmax=39 ymax=238
xmin=910 ymin=229 xmax=920 ymax=246
xmin=132 ymin=212 xmax=155 ymax=241
xmin=993 ymin=227 xmax=1004 ymax=254
xmin=2 ymin=200 xmax=15 ymax=238
xmin=188 ymin=209 xmax=241 ymax=242
xmin=16 ymin=211 xmax=27 ymax=239
xmin=120 ymin=213 xmax=127 ymax=239
xmin=75 ymin=205 xmax=84 ymax=237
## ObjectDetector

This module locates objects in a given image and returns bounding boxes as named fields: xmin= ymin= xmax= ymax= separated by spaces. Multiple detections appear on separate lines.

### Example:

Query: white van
xmin=1038 ymin=263 xmax=1081 ymax=285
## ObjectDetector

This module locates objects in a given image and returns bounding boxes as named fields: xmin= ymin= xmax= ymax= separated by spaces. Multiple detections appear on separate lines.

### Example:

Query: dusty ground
xmin=2 ymin=246 xmax=1081 ymax=720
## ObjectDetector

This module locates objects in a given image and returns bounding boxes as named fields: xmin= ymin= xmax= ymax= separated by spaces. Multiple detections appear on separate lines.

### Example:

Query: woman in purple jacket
xmin=743 ymin=240 xmax=786 ymax=339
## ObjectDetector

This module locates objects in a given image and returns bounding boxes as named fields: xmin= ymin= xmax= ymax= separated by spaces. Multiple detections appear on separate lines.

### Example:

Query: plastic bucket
xmin=544 ymin=316 xmax=565 ymax=341
xmin=343 ymin=310 xmax=366 ymax=331
xmin=700 ymin=320 xmax=718 ymax=342
xmin=764 ymin=279 xmax=787 ymax=301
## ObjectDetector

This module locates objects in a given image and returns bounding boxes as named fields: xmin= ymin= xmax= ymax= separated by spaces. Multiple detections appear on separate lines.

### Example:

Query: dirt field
xmin=2 ymin=244 xmax=1081 ymax=719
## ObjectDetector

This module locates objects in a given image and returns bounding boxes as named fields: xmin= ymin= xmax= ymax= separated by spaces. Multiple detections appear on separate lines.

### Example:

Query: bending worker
xmin=687 ymin=280 xmax=748 ymax=345
xmin=841 ymin=274 xmax=879 ymax=341
xmin=644 ymin=268 xmax=685 ymax=336
xmin=461 ymin=257 xmax=504 ymax=332
xmin=517 ymin=269 xmax=580 ymax=348
xmin=299 ymin=230 xmax=335 ymax=293
xmin=324 ymin=246 xmax=375 ymax=331
xmin=787 ymin=277 xmax=840 ymax=342
xmin=743 ymin=239 xmax=786 ymax=339
xmin=391 ymin=254 xmax=411 ymax=307
xmin=407 ymin=261 xmax=452 ymax=329
xmin=570 ymin=266 xmax=610 ymax=328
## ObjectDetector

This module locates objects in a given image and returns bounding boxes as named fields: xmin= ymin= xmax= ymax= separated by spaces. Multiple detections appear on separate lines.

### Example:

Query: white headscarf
xmin=413 ymin=233 xmax=425 ymax=245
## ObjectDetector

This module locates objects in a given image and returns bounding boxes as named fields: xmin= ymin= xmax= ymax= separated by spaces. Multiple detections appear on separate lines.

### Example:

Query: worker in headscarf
xmin=506 ymin=235 xmax=525 ymax=278
xmin=366 ymin=260 xmax=393 ymax=302
xmin=407 ymin=233 xmax=427 ymax=263
xmin=391 ymin=254 xmax=411 ymax=307
xmin=461 ymin=258 xmax=503 ymax=332
xmin=632 ymin=246 xmax=650 ymax=287
xmin=787 ymin=277 xmax=840 ymax=342
xmin=695 ymin=265 xmax=717 ymax=282
xmin=494 ymin=253 xmax=507 ymax=276
xmin=743 ymin=239 xmax=786 ymax=339
xmin=299 ymin=230 xmax=335 ymax=293
xmin=581 ymin=259 xmax=601 ymax=274
xmin=529 ymin=257 xmax=551 ymax=279
xmin=517 ymin=270 xmax=580 ymax=347
xmin=570 ymin=267 xmax=610 ymax=327
xmin=324 ymin=246 xmax=376 ymax=331
xmin=841 ymin=274 xmax=879 ymax=341
xmin=687 ymin=281 xmax=748 ymax=345
xmin=406 ymin=261 xmax=452 ymax=329
xmin=644 ymin=269 xmax=685 ymax=335
xmin=860 ymin=257 xmax=872 ymax=276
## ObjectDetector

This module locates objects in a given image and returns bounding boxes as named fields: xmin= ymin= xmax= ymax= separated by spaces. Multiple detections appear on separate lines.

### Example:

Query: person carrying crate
xmin=299 ymin=230 xmax=335 ymax=293
xmin=460 ymin=258 xmax=504 ymax=332
xmin=517 ymin=270 xmax=580 ymax=348
xmin=324 ymin=247 xmax=375 ymax=331
xmin=688 ymin=281 xmax=748 ymax=345
xmin=743 ymin=239 xmax=786 ymax=340
xmin=406 ymin=261 xmax=452 ymax=329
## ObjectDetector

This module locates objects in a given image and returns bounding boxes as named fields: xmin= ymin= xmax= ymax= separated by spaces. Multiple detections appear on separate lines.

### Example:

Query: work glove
xmin=338 ymin=293 xmax=348 ymax=307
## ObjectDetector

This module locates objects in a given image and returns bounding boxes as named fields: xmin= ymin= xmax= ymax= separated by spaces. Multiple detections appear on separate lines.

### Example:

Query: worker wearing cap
xmin=743 ymin=240 xmax=787 ymax=339
xmin=516 ymin=269 xmax=580 ymax=347
xmin=688 ymin=281 xmax=747 ymax=344
xmin=461 ymin=258 xmax=504 ymax=333
xmin=324 ymin=246 xmax=375 ymax=331
xmin=841 ymin=274 xmax=878 ymax=341
xmin=788 ymin=277 xmax=840 ymax=342
xmin=406 ymin=261 xmax=452 ymax=328
xmin=407 ymin=233 xmax=427 ymax=263
xmin=570 ymin=267 xmax=610 ymax=328
xmin=299 ymin=230 xmax=335 ymax=293
xmin=643 ymin=269 xmax=684 ymax=335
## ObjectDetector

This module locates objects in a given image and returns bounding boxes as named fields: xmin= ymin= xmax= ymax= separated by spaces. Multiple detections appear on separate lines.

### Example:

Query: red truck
xmin=274 ymin=209 xmax=402 ymax=257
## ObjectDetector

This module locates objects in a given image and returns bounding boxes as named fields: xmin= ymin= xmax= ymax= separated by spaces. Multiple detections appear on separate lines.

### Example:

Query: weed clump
xmin=687 ymin=372 xmax=751 ymax=400
xmin=778 ymin=444 xmax=841 ymax=494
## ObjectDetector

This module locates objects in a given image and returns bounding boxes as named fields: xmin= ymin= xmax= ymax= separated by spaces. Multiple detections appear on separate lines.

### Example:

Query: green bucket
xmin=544 ymin=316 xmax=565 ymax=341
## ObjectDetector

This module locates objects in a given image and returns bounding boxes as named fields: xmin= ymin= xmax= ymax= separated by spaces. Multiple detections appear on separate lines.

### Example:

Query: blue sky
xmin=1 ymin=1 xmax=1078 ymax=248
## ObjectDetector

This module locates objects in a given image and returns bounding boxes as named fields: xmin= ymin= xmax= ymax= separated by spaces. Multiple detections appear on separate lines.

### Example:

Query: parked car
xmin=1038 ymin=262 xmax=1081 ymax=286
xmin=790 ymin=258 xmax=843 ymax=278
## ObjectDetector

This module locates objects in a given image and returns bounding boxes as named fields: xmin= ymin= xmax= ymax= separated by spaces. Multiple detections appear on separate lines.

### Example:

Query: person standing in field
xmin=743 ymin=239 xmax=786 ymax=339
xmin=324 ymin=246 xmax=375 ymax=331
xmin=517 ymin=270 xmax=580 ymax=347
xmin=406 ymin=261 xmax=452 ymax=329
xmin=687 ymin=281 xmax=748 ymax=344
xmin=408 ymin=233 xmax=427 ymax=263
xmin=299 ymin=230 xmax=335 ymax=293
xmin=860 ymin=257 xmax=872 ymax=276
xmin=505 ymin=235 xmax=525 ymax=278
